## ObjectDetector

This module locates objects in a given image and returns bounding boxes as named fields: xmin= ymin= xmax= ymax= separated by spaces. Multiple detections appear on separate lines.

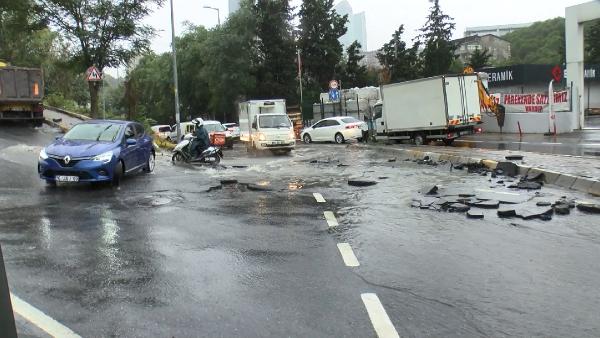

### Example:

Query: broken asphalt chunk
xmin=466 ymin=210 xmax=484 ymax=219
xmin=495 ymin=162 xmax=519 ymax=177
xmin=505 ymin=155 xmax=524 ymax=161
xmin=449 ymin=203 xmax=470 ymax=212
xmin=473 ymin=200 xmax=500 ymax=209
xmin=553 ymin=204 xmax=571 ymax=215
xmin=348 ymin=179 xmax=377 ymax=187
xmin=576 ymin=203 xmax=600 ymax=214
xmin=498 ymin=209 xmax=517 ymax=218
xmin=509 ymin=181 xmax=542 ymax=190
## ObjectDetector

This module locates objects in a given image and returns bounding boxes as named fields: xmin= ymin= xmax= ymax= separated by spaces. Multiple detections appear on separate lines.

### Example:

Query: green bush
xmin=44 ymin=93 xmax=89 ymax=115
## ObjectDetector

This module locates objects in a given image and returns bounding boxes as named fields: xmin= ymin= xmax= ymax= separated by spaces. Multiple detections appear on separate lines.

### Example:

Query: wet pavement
xmin=455 ymin=127 xmax=600 ymax=157
xmin=1 ymin=123 xmax=600 ymax=337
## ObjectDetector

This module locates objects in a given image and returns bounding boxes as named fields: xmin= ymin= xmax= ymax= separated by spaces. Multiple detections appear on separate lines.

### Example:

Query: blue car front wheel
xmin=112 ymin=161 xmax=124 ymax=187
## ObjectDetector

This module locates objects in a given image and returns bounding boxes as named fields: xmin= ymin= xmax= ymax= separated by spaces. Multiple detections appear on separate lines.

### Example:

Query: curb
xmin=45 ymin=106 xmax=91 ymax=121
xmin=370 ymin=145 xmax=600 ymax=197
xmin=43 ymin=120 xmax=69 ymax=133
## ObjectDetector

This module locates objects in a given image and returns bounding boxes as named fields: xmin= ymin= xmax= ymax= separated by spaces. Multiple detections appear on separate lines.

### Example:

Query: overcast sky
xmin=145 ymin=0 xmax=586 ymax=53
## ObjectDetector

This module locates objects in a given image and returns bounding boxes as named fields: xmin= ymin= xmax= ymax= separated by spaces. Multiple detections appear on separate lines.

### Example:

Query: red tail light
xmin=345 ymin=124 xmax=359 ymax=129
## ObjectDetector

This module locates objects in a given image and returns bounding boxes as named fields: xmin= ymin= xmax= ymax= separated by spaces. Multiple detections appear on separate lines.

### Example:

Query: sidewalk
xmin=365 ymin=142 xmax=600 ymax=196
xmin=455 ymin=129 xmax=600 ymax=157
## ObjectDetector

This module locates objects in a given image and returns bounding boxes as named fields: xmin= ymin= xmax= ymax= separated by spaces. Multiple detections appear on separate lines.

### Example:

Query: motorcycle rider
xmin=191 ymin=118 xmax=210 ymax=159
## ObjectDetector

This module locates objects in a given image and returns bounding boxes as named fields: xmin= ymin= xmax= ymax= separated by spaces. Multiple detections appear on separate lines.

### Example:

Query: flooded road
xmin=1 ymin=124 xmax=600 ymax=337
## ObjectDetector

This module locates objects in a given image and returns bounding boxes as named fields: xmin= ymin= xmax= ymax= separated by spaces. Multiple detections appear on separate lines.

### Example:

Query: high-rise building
xmin=229 ymin=0 xmax=240 ymax=15
xmin=334 ymin=0 xmax=367 ymax=51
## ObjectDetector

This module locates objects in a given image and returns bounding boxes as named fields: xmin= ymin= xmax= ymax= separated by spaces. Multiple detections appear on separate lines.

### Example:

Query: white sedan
xmin=301 ymin=117 xmax=365 ymax=144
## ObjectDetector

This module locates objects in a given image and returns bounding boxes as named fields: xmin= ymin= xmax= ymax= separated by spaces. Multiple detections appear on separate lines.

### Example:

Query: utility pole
xmin=297 ymin=49 xmax=303 ymax=114
xmin=170 ymin=0 xmax=182 ymax=140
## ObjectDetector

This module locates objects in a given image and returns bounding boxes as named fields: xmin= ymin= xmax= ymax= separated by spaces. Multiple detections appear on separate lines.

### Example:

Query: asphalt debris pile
xmin=412 ymin=183 xmax=597 ymax=222
xmin=207 ymin=180 xmax=273 ymax=193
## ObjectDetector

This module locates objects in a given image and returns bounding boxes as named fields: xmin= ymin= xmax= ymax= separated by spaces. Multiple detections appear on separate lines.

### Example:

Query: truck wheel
xmin=334 ymin=133 xmax=345 ymax=144
xmin=303 ymin=134 xmax=312 ymax=144
xmin=414 ymin=134 xmax=425 ymax=146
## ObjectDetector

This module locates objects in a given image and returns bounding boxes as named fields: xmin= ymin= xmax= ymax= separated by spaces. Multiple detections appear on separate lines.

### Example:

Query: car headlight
xmin=39 ymin=148 xmax=48 ymax=160
xmin=92 ymin=150 xmax=113 ymax=163
xmin=289 ymin=130 xmax=296 ymax=140
xmin=258 ymin=133 xmax=266 ymax=141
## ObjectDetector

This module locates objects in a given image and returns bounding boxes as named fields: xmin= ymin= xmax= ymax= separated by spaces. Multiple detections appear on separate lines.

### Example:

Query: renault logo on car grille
xmin=64 ymin=155 xmax=71 ymax=164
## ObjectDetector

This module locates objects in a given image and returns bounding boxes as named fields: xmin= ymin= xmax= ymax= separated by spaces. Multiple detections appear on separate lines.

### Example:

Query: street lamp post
xmin=203 ymin=5 xmax=223 ymax=121
xmin=170 ymin=0 xmax=182 ymax=141
xmin=203 ymin=6 xmax=221 ymax=26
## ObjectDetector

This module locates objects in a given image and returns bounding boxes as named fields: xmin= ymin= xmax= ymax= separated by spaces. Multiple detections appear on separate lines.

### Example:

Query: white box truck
xmin=239 ymin=99 xmax=296 ymax=153
xmin=374 ymin=74 xmax=482 ymax=145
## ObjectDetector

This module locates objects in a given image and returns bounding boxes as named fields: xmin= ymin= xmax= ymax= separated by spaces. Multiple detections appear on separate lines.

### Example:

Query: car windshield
xmin=63 ymin=123 xmax=122 ymax=142
xmin=204 ymin=123 xmax=226 ymax=132
xmin=259 ymin=115 xmax=291 ymax=128
xmin=158 ymin=126 xmax=171 ymax=133
xmin=341 ymin=117 xmax=360 ymax=124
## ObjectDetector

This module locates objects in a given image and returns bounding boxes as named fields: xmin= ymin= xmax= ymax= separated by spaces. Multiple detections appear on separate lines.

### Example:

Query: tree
xmin=376 ymin=25 xmax=421 ymax=83
xmin=176 ymin=25 xmax=211 ymax=119
xmin=341 ymin=41 xmax=368 ymax=88
xmin=586 ymin=20 xmax=600 ymax=63
xmin=298 ymin=0 xmax=348 ymax=91
xmin=0 ymin=0 xmax=50 ymax=66
xmin=418 ymin=0 xmax=456 ymax=77
xmin=201 ymin=1 xmax=257 ymax=122
xmin=503 ymin=18 xmax=565 ymax=65
xmin=469 ymin=48 xmax=491 ymax=69
xmin=37 ymin=0 xmax=163 ymax=118
xmin=253 ymin=0 xmax=297 ymax=102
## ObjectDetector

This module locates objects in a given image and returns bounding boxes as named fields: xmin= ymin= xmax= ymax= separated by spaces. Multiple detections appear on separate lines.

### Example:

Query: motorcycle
xmin=172 ymin=134 xmax=223 ymax=165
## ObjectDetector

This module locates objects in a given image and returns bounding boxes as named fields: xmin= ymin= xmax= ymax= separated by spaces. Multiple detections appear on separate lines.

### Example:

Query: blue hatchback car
xmin=38 ymin=120 xmax=155 ymax=186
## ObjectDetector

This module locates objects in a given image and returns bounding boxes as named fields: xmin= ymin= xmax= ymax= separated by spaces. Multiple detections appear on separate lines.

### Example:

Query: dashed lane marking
xmin=337 ymin=243 xmax=360 ymax=267
xmin=324 ymin=211 xmax=338 ymax=227
xmin=313 ymin=193 xmax=326 ymax=203
xmin=10 ymin=293 xmax=81 ymax=338
xmin=361 ymin=293 xmax=400 ymax=338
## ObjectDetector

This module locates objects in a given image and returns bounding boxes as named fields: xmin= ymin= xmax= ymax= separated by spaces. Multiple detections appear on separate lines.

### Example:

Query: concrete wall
xmin=481 ymin=111 xmax=573 ymax=133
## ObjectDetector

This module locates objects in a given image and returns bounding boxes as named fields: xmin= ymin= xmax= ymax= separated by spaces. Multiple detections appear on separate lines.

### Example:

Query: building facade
xmin=477 ymin=64 xmax=600 ymax=133
xmin=453 ymin=34 xmax=511 ymax=65
xmin=465 ymin=23 xmax=533 ymax=37
xmin=334 ymin=0 xmax=367 ymax=51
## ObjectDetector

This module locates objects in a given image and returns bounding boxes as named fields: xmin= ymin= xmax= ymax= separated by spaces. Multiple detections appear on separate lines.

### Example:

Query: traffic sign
xmin=86 ymin=66 xmax=102 ymax=82
xmin=551 ymin=65 xmax=563 ymax=82
xmin=329 ymin=80 xmax=339 ymax=90
xmin=329 ymin=88 xmax=340 ymax=102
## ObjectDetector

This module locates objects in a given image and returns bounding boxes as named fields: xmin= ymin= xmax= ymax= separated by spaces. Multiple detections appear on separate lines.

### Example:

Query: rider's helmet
xmin=192 ymin=117 xmax=204 ymax=126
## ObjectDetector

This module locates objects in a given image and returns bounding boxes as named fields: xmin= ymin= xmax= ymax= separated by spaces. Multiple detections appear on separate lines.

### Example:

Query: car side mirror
xmin=251 ymin=122 xmax=257 ymax=129
xmin=55 ymin=136 xmax=62 ymax=140
xmin=126 ymin=138 xmax=137 ymax=147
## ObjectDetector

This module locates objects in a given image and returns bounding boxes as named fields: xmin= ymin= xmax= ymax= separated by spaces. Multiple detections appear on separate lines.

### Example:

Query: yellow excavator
xmin=464 ymin=66 xmax=506 ymax=131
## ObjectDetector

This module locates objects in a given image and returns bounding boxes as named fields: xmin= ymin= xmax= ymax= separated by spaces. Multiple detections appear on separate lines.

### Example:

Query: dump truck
xmin=0 ymin=63 xmax=45 ymax=126
xmin=374 ymin=74 xmax=482 ymax=145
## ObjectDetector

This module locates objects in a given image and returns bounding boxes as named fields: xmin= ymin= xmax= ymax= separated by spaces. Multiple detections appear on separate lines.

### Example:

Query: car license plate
xmin=55 ymin=175 xmax=79 ymax=182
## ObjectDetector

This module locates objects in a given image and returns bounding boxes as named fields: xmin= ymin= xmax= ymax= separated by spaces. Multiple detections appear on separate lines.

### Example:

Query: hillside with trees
xmin=503 ymin=17 xmax=600 ymax=65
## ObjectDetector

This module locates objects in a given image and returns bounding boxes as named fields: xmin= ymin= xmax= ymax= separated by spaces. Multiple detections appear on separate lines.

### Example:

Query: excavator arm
xmin=464 ymin=66 xmax=506 ymax=130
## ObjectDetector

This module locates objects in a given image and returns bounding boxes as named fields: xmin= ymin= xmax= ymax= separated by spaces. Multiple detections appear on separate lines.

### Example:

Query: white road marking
xmin=361 ymin=293 xmax=400 ymax=338
xmin=337 ymin=243 xmax=360 ymax=267
xmin=324 ymin=211 xmax=338 ymax=227
xmin=541 ymin=142 xmax=562 ymax=145
xmin=313 ymin=192 xmax=326 ymax=203
xmin=10 ymin=293 xmax=81 ymax=338
xmin=579 ymin=143 xmax=600 ymax=147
